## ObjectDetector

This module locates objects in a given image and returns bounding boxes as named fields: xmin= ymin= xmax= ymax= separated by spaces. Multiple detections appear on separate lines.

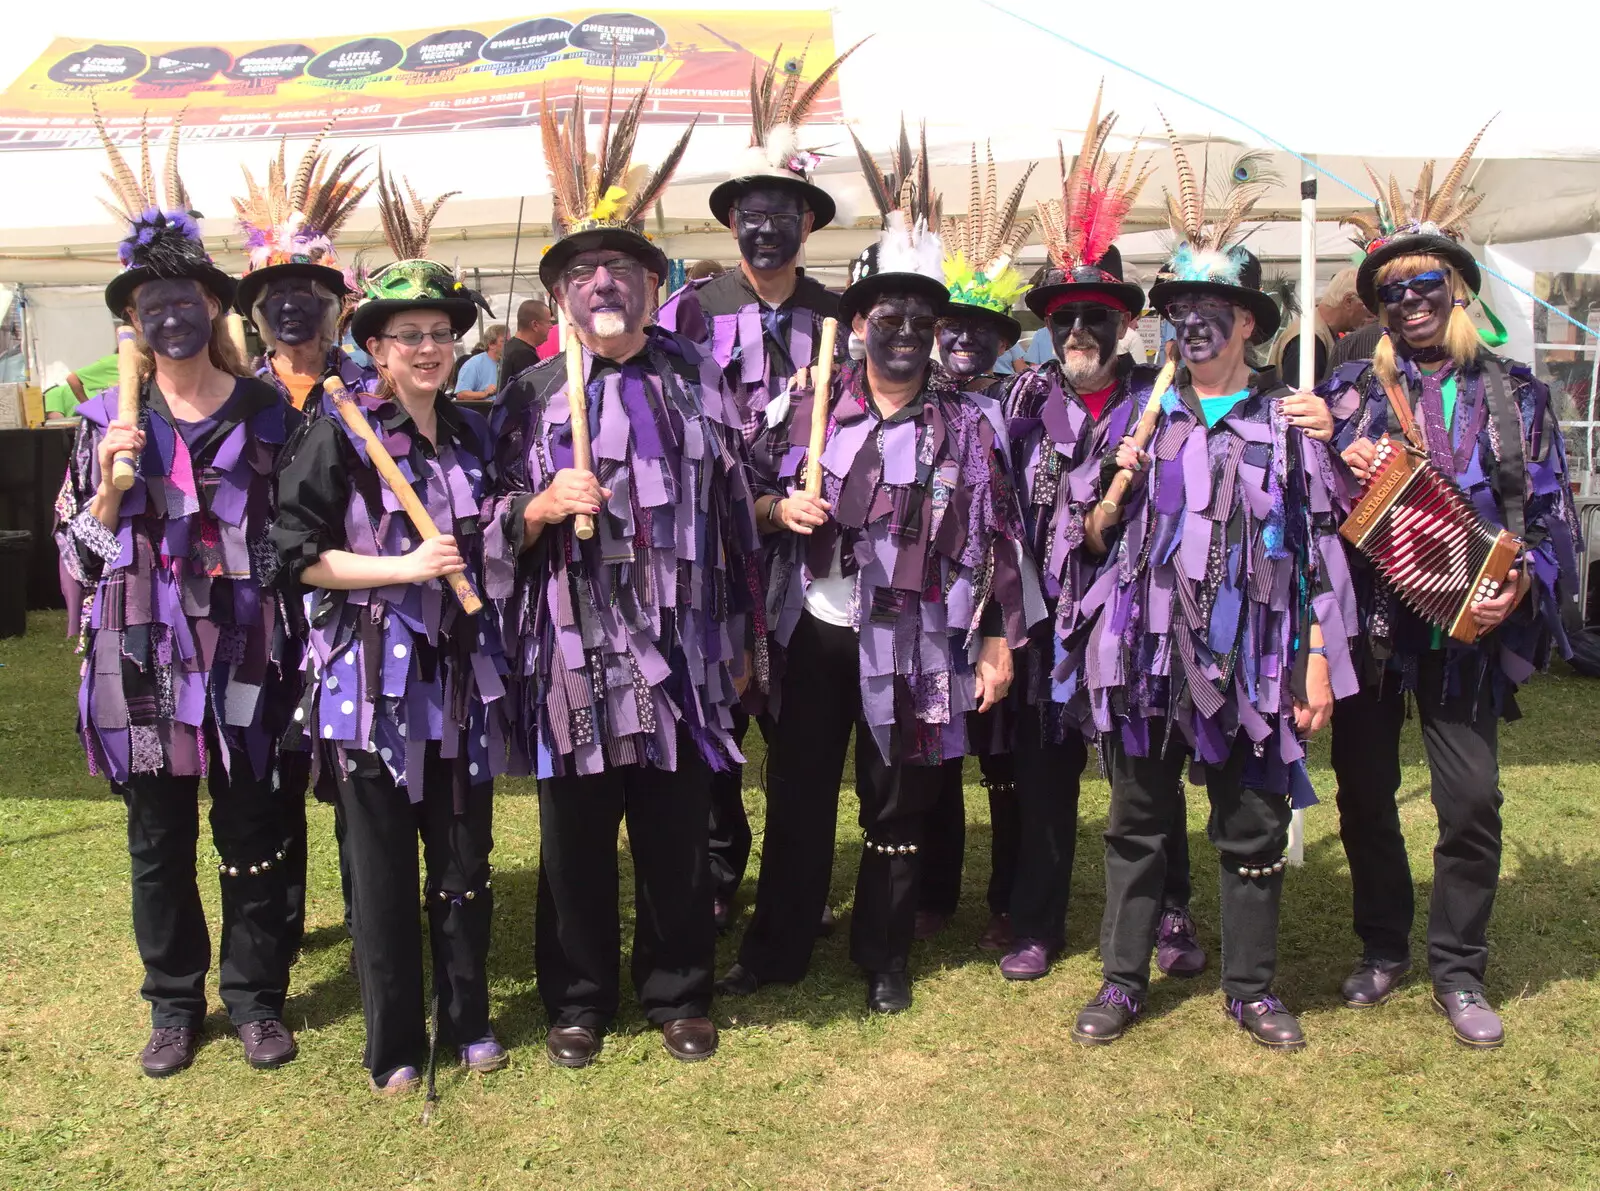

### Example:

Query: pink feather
xmin=1075 ymin=187 xmax=1132 ymax=271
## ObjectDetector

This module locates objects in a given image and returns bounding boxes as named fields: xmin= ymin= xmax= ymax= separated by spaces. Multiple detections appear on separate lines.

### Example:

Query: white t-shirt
xmin=803 ymin=540 xmax=854 ymax=627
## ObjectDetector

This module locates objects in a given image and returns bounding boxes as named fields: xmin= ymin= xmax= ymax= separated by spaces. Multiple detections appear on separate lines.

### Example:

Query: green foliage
xmin=2 ymin=612 xmax=1599 ymax=1189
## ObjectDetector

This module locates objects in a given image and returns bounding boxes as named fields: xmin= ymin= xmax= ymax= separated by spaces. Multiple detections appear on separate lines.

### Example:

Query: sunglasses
xmin=378 ymin=328 xmax=458 ymax=347
xmin=562 ymin=257 xmax=646 ymax=286
xmin=732 ymin=208 xmax=804 ymax=233
xmin=868 ymin=314 xmax=939 ymax=336
xmin=1376 ymin=271 xmax=1448 ymax=305
xmin=1048 ymin=306 xmax=1118 ymax=328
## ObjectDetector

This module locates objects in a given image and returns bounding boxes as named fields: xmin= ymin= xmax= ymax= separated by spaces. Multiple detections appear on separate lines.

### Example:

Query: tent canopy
xmin=3 ymin=0 xmax=1598 ymax=287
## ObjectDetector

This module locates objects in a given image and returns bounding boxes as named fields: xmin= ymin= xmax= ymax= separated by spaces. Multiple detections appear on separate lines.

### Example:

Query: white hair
xmin=1320 ymin=267 xmax=1361 ymax=308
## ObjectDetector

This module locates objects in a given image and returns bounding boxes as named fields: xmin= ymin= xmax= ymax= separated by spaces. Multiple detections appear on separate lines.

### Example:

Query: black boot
xmin=866 ymin=970 xmax=912 ymax=1014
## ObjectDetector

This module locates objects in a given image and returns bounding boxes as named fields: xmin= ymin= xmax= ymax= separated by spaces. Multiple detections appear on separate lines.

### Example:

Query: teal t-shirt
xmin=1197 ymin=388 xmax=1250 ymax=427
xmin=1428 ymin=372 xmax=1459 ymax=649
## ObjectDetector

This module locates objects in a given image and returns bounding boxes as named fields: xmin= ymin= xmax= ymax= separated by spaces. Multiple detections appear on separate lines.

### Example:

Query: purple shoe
xmin=1156 ymin=906 xmax=1206 ymax=977
xmin=999 ymin=938 xmax=1055 ymax=981
xmin=458 ymin=1035 xmax=509 ymax=1073
xmin=1072 ymin=983 xmax=1141 ymax=1045
xmin=1226 ymin=994 xmax=1306 ymax=1051
xmin=1432 ymin=990 xmax=1504 ymax=1049
xmin=370 ymin=1065 xmax=422 ymax=1095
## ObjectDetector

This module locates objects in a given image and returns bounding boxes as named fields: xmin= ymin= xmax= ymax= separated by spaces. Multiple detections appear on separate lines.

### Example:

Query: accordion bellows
xmin=1340 ymin=436 xmax=1521 ymax=643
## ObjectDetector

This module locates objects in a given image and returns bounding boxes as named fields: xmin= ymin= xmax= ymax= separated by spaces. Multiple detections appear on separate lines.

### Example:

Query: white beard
xmin=591 ymin=311 xmax=628 ymax=337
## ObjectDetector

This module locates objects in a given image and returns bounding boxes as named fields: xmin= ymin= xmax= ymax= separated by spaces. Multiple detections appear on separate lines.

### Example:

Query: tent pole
xmin=1288 ymin=152 xmax=1318 ymax=869
xmin=505 ymin=195 xmax=525 ymax=325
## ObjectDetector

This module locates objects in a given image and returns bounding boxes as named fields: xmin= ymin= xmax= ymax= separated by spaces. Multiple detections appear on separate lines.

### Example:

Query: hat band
xmin=1044 ymin=290 xmax=1130 ymax=318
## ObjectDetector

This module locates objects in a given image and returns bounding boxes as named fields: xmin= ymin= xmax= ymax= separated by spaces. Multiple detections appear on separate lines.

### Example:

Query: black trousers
xmin=280 ymin=755 xmax=355 ymax=957
xmin=338 ymin=744 xmax=493 ymax=1084
xmin=1102 ymin=727 xmax=1290 ymax=1001
xmin=113 ymin=732 xmax=294 ymax=1029
xmin=921 ymin=751 xmax=1019 ymax=918
xmin=708 ymin=709 xmax=754 ymax=899
xmin=1331 ymin=653 xmax=1503 ymax=992
xmin=537 ymin=733 xmax=714 ymax=1030
xmin=738 ymin=612 xmax=942 ymax=981
xmin=922 ymin=719 xmax=1196 ymax=943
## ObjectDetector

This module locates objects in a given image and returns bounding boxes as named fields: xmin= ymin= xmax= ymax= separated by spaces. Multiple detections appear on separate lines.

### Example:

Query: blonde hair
xmin=128 ymin=299 xmax=248 ymax=379
xmin=1371 ymin=253 xmax=1481 ymax=387
xmin=250 ymin=279 xmax=342 ymax=355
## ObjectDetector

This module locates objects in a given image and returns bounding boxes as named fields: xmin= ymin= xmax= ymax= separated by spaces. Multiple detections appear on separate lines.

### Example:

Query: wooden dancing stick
xmin=563 ymin=322 xmax=596 ymax=541
xmin=111 ymin=325 xmax=140 ymax=491
xmin=803 ymin=317 xmax=840 ymax=498
xmin=1097 ymin=341 xmax=1179 ymax=520
xmin=322 ymin=374 xmax=484 ymax=616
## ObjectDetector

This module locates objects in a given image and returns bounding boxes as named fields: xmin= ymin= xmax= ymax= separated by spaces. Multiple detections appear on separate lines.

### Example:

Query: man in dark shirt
xmin=498 ymin=298 xmax=554 ymax=389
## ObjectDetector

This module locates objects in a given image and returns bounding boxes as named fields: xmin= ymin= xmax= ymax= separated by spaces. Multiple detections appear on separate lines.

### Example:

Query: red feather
xmin=1075 ymin=187 xmax=1132 ymax=271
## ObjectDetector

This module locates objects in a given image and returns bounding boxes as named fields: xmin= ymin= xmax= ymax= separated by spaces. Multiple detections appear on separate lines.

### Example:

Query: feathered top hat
xmin=1347 ymin=122 xmax=1489 ymax=312
xmin=232 ymin=126 xmax=371 ymax=323
xmin=349 ymin=170 xmax=490 ymax=349
xmin=706 ymin=38 xmax=866 ymax=232
xmin=1144 ymin=115 xmax=1279 ymax=342
xmin=537 ymin=71 xmax=696 ymax=290
xmin=839 ymin=120 xmax=948 ymax=325
xmin=95 ymin=106 xmax=235 ymax=317
xmin=937 ymin=144 xmax=1035 ymax=345
xmin=1027 ymin=84 xmax=1151 ymax=320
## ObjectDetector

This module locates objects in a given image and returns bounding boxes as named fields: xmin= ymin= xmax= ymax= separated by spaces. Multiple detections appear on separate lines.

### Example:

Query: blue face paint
xmin=937 ymin=315 xmax=1005 ymax=379
xmin=731 ymin=186 xmax=807 ymax=273
xmin=862 ymin=293 xmax=937 ymax=385
xmin=560 ymin=250 xmax=654 ymax=341
xmin=1165 ymin=293 xmax=1238 ymax=366
xmin=134 ymin=278 xmax=213 ymax=361
xmin=262 ymin=277 xmax=331 ymax=346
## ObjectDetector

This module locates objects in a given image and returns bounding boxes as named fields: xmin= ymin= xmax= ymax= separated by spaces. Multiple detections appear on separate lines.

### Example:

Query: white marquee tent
xmin=3 ymin=0 xmax=1598 ymax=395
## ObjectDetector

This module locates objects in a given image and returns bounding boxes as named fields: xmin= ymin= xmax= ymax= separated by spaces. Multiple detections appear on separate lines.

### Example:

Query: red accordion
xmin=1340 ymin=434 xmax=1521 ymax=644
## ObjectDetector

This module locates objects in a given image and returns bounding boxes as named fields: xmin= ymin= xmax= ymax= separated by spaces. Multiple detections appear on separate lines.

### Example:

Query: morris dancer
xmin=272 ymin=174 xmax=509 ymax=1094
xmin=233 ymin=131 xmax=374 ymax=412
xmin=56 ymin=117 xmax=302 ymax=1078
xmin=486 ymin=80 xmax=758 ymax=1069
xmin=1072 ymin=129 xmax=1354 ymax=1050
xmin=657 ymin=40 xmax=860 ymax=930
xmin=915 ymin=144 xmax=1036 ymax=950
xmin=1326 ymin=135 xmax=1581 ymax=1047
xmin=718 ymin=125 xmax=1040 ymax=1014
xmin=231 ymin=132 xmax=374 ymax=959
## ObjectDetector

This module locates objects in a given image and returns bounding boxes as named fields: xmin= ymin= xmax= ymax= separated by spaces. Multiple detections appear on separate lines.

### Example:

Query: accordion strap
xmin=1481 ymin=357 xmax=1525 ymax=540
xmin=1380 ymin=375 xmax=1422 ymax=449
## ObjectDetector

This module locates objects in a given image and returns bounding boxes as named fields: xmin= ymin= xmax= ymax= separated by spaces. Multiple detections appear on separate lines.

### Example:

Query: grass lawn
xmin=2 ymin=609 xmax=1599 ymax=1190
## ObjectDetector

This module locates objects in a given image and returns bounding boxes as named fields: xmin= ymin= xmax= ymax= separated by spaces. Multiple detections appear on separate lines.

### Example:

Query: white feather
xmin=766 ymin=126 xmax=800 ymax=169
xmin=876 ymin=210 xmax=944 ymax=281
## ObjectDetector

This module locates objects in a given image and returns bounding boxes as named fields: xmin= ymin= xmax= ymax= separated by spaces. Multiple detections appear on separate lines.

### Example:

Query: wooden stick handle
xmin=1098 ymin=343 xmax=1178 ymax=519
xmin=803 ymin=317 xmax=840 ymax=498
xmin=324 ymin=375 xmax=483 ymax=616
xmin=111 ymin=326 xmax=140 ymax=491
xmin=564 ymin=329 xmax=596 ymax=541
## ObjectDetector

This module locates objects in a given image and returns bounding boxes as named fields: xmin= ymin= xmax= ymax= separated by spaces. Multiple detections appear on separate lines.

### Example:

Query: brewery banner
xmin=0 ymin=9 xmax=838 ymax=150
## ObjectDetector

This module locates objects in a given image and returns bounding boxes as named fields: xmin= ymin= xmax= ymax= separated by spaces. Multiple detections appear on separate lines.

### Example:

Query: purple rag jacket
xmin=483 ymin=327 xmax=762 ymax=780
xmin=1322 ymin=350 xmax=1582 ymax=718
xmin=270 ymin=387 xmax=510 ymax=802
xmin=754 ymin=359 xmax=1044 ymax=767
xmin=657 ymin=269 xmax=839 ymax=447
xmin=54 ymin=377 xmax=303 ymax=785
xmin=1080 ymin=367 xmax=1360 ymax=800
xmin=1005 ymin=360 xmax=1153 ymax=741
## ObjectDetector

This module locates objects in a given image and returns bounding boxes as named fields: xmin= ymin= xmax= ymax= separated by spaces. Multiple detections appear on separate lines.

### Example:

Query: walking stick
xmin=322 ymin=374 xmax=483 ymax=615
xmin=564 ymin=322 xmax=596 ymax=541
xmin=111 ymin=325 xmax=140 ymax=491
xmin=803 ymin=317 xmax=840 ymax=497
xmin=1097 ymin=341 xmax=1178 ymax=521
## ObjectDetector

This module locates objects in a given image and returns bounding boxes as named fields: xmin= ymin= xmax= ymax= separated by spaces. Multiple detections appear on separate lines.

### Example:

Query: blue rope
xmin=973 ymin=0 xmax=1598 ymax=342
xmin=973 ymin=0 xmax=1377 ymax=203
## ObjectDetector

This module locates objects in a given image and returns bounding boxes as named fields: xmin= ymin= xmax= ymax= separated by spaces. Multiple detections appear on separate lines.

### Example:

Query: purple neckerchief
xmin=1414 ymin=364 xmax=1487 ymax=477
